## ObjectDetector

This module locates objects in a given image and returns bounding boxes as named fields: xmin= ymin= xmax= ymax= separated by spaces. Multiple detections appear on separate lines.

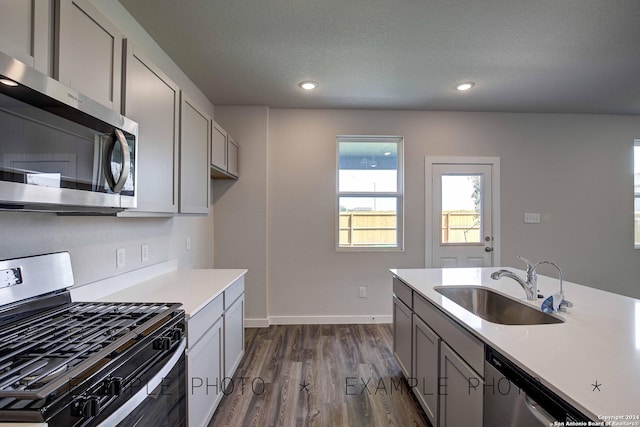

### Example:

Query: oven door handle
xmin=97 ymin=338 xmax=186 ymax=427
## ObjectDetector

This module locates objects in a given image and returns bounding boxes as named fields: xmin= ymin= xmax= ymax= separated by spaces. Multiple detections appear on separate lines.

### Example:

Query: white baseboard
xmin=244 ymin=318 xmax=270 ymax=328
xmin=267 ymin=315 xmax=392 ymax=325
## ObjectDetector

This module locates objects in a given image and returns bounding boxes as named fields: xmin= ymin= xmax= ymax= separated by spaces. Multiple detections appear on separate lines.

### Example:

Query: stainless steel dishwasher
xmin=484 ymin=347 xmax=592 ymax=426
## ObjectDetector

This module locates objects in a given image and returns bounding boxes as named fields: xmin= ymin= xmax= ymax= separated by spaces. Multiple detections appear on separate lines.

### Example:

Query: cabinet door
xmin=211 ymin=122 xmax=227 ymax=172
xmin=227 ymin=137 xmax=239 ymax=177
xmin=122 ymin=41 xmax=179 ymax=214
xmin=413 ymin=314 xmax=440 ymax=427
xmin=224 ymin=294 xmax=244 ymax=379
xmin=187 ymin=316 xmax=223 ymax=427
xmin=0 ymin=0 xmax=49 ymax=72
xmin=180 ymin=93 xmax=210 ymax=214
xmin=392 ymin=295 xmax=412 ymax=378
xmin=439 ymin=343 xmax=483 ymax=427
xmin=56 ymin=0 xmax=122 ymax=110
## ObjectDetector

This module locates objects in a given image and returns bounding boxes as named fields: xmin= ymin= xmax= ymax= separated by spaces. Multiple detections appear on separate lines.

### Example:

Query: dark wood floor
xmin=208 ymin=324 xmax=428 ymax=427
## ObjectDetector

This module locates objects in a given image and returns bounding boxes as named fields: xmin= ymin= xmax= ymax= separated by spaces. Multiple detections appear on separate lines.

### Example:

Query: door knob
xmin=485 ymin=247 xmax=494 ymax=252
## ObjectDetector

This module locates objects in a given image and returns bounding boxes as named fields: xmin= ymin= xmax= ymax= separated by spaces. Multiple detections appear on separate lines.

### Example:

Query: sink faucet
xmin=535 ymin=260 xmax=573 ymax=312
xmin=490 ymin=256 xmax=538 ymax=300
xmin=491 ymin=257 xmax=573 ymax=311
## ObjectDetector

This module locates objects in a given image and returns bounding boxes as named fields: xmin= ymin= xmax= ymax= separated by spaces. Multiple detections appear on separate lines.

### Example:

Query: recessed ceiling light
xmin=299 ymin=81 xmax=318 ymax=90
xmin=455 ymin=81 xmax=475 ymax=91
xmin=0 ymin=78 xmax=18 ymax=87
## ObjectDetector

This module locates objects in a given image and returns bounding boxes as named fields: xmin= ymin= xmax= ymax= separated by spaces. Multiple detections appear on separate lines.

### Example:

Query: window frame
xmin=634 ymin=140 xmax=640 ymax=249
xmin=336 ymin=135 xmax=404 ymax=252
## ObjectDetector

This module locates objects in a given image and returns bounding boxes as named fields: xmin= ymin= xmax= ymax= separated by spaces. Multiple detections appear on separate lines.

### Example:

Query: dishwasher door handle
xmin=524 ymin=394 xmax=556 ymax=425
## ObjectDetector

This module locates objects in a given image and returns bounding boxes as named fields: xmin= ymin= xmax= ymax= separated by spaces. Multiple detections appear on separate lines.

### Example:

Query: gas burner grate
xmin=0 ymin=301 xmax=181 ymax=399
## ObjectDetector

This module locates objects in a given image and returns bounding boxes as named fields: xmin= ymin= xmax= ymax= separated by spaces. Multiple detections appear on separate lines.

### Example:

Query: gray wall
xmin=0 ymin=1 xmax=216 ymax=286
xmin=215 ymin=107 xmax=640 ymax=324
xmin=213 ymin=107 xmax=270 ymax=325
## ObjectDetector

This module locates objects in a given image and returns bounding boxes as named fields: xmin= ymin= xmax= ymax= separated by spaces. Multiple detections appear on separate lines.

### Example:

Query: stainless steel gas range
xmin=0 ymin=252 xmax=186 ymax=426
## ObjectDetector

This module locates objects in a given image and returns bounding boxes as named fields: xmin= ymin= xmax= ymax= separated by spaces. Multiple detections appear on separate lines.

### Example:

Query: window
xmin=635 ymin=141 xmax=640 ymax=248
xmin=337 ymin=136 xmax=403 ymax=250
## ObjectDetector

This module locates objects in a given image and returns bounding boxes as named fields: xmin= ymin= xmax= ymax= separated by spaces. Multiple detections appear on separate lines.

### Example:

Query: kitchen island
xmin=391 ymin=267 xmax=640 ymax=424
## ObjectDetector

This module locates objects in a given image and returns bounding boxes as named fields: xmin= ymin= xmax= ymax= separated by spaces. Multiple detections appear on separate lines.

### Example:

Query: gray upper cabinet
xmin=211 ymin=123 xmax=227 ymax=173
xmin=211 ymin=121 xmax=239 ymax=179
xmin=0 ymin=0 xmax=50 ymax=73
xmin=122 ymin=41 xmax=179 ymax=215
xmin=227 ymin=136 xmax=239 ymax=178
xmin=179 ymin=93 xmax=211 ymax=214
xmin=55 ymin=0 xmax=122 ymax=111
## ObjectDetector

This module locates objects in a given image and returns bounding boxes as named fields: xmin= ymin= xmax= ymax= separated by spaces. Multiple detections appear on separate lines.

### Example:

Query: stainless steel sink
xmin=434 ymin=286 xmax=564 ymax=325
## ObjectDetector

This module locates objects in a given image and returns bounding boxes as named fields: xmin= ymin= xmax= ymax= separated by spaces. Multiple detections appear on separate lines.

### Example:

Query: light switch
xmin=524 ymin=213 xmax=541 ymax=224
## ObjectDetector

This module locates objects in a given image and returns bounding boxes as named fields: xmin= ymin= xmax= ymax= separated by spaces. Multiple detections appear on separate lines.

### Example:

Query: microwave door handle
xmin=103 ymin=129 xmax=130 ymax=193
xmin=111 ymin=129 xmax=130 ymax=193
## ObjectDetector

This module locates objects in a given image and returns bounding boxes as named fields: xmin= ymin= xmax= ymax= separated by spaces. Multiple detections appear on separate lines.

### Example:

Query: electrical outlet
xmin=185 ymin=237 xmax=191 ymax=251
xmin=524 ymin=213 xmax=541 ymax=224
xmin=359 ymin=286 xmax=367 ymax=298
xmin=141 ymin=244 xmax=149 ymax=262
xmin=116 ymin=248 xmax=126 ymax=269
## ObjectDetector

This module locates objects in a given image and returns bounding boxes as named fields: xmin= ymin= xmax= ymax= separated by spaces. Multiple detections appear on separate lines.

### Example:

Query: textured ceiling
xmin=119 ymin=0 xmax=640 ymax=114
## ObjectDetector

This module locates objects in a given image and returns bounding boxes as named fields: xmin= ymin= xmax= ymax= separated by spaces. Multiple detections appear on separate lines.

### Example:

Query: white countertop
xmin=390 ymin=267 xmax=640 ymax=421
xmin=97 ymin=269 xmax=247 ymax=318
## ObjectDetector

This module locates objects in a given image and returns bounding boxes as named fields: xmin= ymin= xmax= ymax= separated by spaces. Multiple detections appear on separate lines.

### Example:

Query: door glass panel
xmin=441 ymin=174 xmax=482 ymax=244
xmin=339 ymin=196 xmax=397 ymax=247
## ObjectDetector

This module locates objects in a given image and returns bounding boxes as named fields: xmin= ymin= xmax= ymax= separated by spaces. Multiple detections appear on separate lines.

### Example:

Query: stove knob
xmin=101 ymin=377 xmax=123 ymax=397
xmin=171 ymin=327 xmax=183 ymax=342
xmin=153 ymin=336 xmax=171 ymax=350
xmin=72 ymin=396 xmax=101 ymax=418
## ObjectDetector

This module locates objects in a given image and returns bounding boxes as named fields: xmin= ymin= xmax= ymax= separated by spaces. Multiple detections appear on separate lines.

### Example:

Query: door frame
xmin=425 ymin=156 xmax=501 ymax=268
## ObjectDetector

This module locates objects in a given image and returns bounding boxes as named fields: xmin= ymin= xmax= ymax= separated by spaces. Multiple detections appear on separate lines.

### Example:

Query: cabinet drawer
xmin=414 ymin=292 xmax=484 ymax=377
xmin=393 ymin=277 xmax=413 ymax=308
xmin=188 ymin=294 xmax=223 ymax=347
xmin=224 ymin=277 xmax=244 ymax=309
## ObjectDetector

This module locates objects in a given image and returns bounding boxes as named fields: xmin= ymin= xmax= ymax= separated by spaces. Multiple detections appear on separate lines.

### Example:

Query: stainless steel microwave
xmin=0 ymin=51 xmax=138 ymax=213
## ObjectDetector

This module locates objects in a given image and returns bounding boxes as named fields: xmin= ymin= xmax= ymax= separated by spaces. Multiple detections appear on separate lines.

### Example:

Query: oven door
xmin=96 ymin=339 xmax=186 ymax=427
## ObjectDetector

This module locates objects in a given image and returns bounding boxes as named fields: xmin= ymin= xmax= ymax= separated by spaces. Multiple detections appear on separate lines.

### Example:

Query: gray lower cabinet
xmin=413 ymin=314 xmax=440 ymax=426
xmin=56 ymin=0 xmax=122 ymax=111
xmin=392 ymin=295 xmax=412 ymax=378
xmin=122 ymin=41 xmax=179 ymax=214
xmin=186 ymin=276 xmax=245 ymax=427
xmin=0 ymin=0 xmax=49 ymax=73
xmin=392 ymin=276 xmax=484 ymax=427
xmin=439 ymin=343 xmax=484 ymax=427
xmin=223 ymin=279 xmax=245 ymax=379
xmin=187 ymin=310 xmax=223 ymax=427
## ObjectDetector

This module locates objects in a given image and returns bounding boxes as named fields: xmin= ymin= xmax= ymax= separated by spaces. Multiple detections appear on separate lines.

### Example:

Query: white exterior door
xmin=427 ymin=157 xmax=500 ymax=268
